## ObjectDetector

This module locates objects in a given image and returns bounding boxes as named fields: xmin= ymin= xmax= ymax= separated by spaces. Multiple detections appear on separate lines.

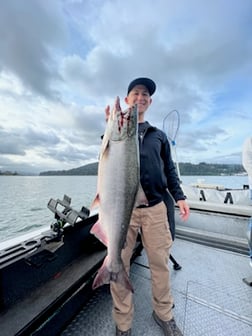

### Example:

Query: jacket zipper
xmin=139 ymin=127 xmax=148 ymax=144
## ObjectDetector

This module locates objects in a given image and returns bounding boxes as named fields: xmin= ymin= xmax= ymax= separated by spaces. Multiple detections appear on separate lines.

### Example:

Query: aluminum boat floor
xmin=62 ymin=239 xmax=252 ymax=336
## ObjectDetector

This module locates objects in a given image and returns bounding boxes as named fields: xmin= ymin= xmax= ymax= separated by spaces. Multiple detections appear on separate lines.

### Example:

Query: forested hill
xmin=40 ymin=162 xmax=98 ymax=176
xmin=39 ymin=162 xmax=246 ymax=176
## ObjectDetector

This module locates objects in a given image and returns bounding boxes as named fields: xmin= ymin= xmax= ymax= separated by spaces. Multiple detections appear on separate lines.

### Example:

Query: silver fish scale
xmin=61 ymin=239 xmax=252 ymax=336
xmin=92 ymin=103 xmax=139 ymax=289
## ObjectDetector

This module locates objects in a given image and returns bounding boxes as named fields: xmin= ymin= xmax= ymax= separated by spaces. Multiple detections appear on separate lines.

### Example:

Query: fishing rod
xmin=162 ymin=109 xmax=181 ymax=182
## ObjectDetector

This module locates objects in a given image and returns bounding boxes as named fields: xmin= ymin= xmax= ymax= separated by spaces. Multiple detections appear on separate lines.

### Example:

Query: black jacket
xmin=138 ymin=121 xmax=185 ymax=206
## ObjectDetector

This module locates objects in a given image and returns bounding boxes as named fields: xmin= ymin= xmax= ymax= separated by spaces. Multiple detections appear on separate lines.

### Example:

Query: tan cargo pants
xmin=111 ymin=201 xmax=173 ymax=331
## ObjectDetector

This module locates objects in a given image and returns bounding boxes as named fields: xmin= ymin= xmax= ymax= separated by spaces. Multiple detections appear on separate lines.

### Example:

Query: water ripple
xmin=0 ymin=175 xmax=97 ymax=243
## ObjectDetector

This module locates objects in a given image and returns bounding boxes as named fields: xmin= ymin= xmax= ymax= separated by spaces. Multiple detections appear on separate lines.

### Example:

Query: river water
xmin=0 ymin=175 xmax=248 ymax=243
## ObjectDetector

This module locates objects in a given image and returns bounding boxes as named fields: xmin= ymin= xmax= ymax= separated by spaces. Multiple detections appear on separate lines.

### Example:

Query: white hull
xmin=181 ymin=183 xmax=251 ymax=206
xmin=175 ymin=185 xmax=252 ymax=254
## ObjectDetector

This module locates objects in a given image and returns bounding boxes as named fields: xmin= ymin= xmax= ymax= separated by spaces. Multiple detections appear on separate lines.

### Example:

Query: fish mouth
xmin=110 ymin=104 xmax=138 ymax=139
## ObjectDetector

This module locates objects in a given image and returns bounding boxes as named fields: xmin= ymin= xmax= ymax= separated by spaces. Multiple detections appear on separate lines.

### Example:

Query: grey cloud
xmin=0 ymin=0 xmax=251 ymax=174
xmin=23 ymin=128 xmax=60 ymax=147
xmin=61 ymin=51 xmax=130 ymax=101
xmin=60 ymin=0 xmax=252 ymax=107
xmin=0 ymin=0 xmax=67 ymax=98
xmin=0 ymin=127 xmax=25 ymax=155
xmin=61 ymin=28 xmax=250 ymax=118
xmin=0 ymin=139 xmax=25 ymax=155
xmin=45 ymin=144 xmax=97 ymax=164
xmin=178 ymin=126 xmax=229 ymax=153
xmin=0 ymin=126 xmax=61 ymax=156
xmin=74 ymin=110 xmax=105 ymax=141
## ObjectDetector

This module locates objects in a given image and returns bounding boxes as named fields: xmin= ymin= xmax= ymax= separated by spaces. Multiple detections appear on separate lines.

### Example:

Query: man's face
xmin=125 ymin=85 xmax=152 ymax=114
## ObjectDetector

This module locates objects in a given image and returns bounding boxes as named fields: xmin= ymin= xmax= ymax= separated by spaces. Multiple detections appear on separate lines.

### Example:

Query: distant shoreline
xmin=0 ymin=172 xmax=19 ymax=176
xmin=1 ymin=162 xmax=247 ymax=177
xmin=39 ymin=162 xmax=246 ymax=177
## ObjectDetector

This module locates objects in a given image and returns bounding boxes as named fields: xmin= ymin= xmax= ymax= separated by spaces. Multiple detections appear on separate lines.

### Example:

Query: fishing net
xmin=162 ymin=109 xmax=181 ymax=180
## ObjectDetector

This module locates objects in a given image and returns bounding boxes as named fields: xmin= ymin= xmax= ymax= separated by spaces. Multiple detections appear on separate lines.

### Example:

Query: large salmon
xmin=90 ymin=97 xmax=146 ymax=292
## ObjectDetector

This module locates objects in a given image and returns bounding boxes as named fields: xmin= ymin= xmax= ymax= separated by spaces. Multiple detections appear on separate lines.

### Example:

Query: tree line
xmin=39 ymin=162 xmax=246 ymax=176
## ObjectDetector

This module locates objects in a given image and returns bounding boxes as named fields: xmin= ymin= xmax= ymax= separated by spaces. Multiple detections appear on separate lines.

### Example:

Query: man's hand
xmin=105 ymin=97 xmax=121 ymax=122
xmin=177 ymin=200 xmax=190 ymax=221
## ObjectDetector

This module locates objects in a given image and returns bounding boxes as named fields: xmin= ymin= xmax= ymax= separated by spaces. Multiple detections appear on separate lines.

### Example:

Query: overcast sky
xmin=0 ymin=0 xmax=251 ymax=174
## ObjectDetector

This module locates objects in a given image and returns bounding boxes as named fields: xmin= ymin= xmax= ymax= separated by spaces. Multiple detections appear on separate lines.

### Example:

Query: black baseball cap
xmin=127 ymin=77 xmax=156 ymax=96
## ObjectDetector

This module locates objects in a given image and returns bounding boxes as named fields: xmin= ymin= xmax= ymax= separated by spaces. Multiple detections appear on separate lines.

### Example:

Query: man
xmin=242 ymin=136 xmax=252 ymax=204
xmin=108 ymin=77 xmax=190 ymax=336
xmin=242 ymin=136 xmax=252 ymax=267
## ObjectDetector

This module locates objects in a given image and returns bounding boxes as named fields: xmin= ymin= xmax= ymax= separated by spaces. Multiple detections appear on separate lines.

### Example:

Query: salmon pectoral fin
xmin=90 ymin=220 xmax=108 ymax=246
xmin=92 ymin=257 xmax=134 ymax=293
xmin=100 ymin=137 xmax=110 ymax=158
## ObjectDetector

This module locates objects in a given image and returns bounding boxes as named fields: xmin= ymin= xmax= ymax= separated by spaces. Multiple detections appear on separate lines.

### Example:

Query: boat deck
xmin=61 ymin=239 xmax=252 ymax=336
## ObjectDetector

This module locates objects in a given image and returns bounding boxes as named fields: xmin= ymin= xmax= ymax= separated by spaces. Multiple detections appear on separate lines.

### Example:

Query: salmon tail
xmin=92 ymin=257 xmax=134 ymax=293
xmin=92 ymin=259 xmax=111 ymax=290
xmin=116 ymin=268 xmax=134 ymax=293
